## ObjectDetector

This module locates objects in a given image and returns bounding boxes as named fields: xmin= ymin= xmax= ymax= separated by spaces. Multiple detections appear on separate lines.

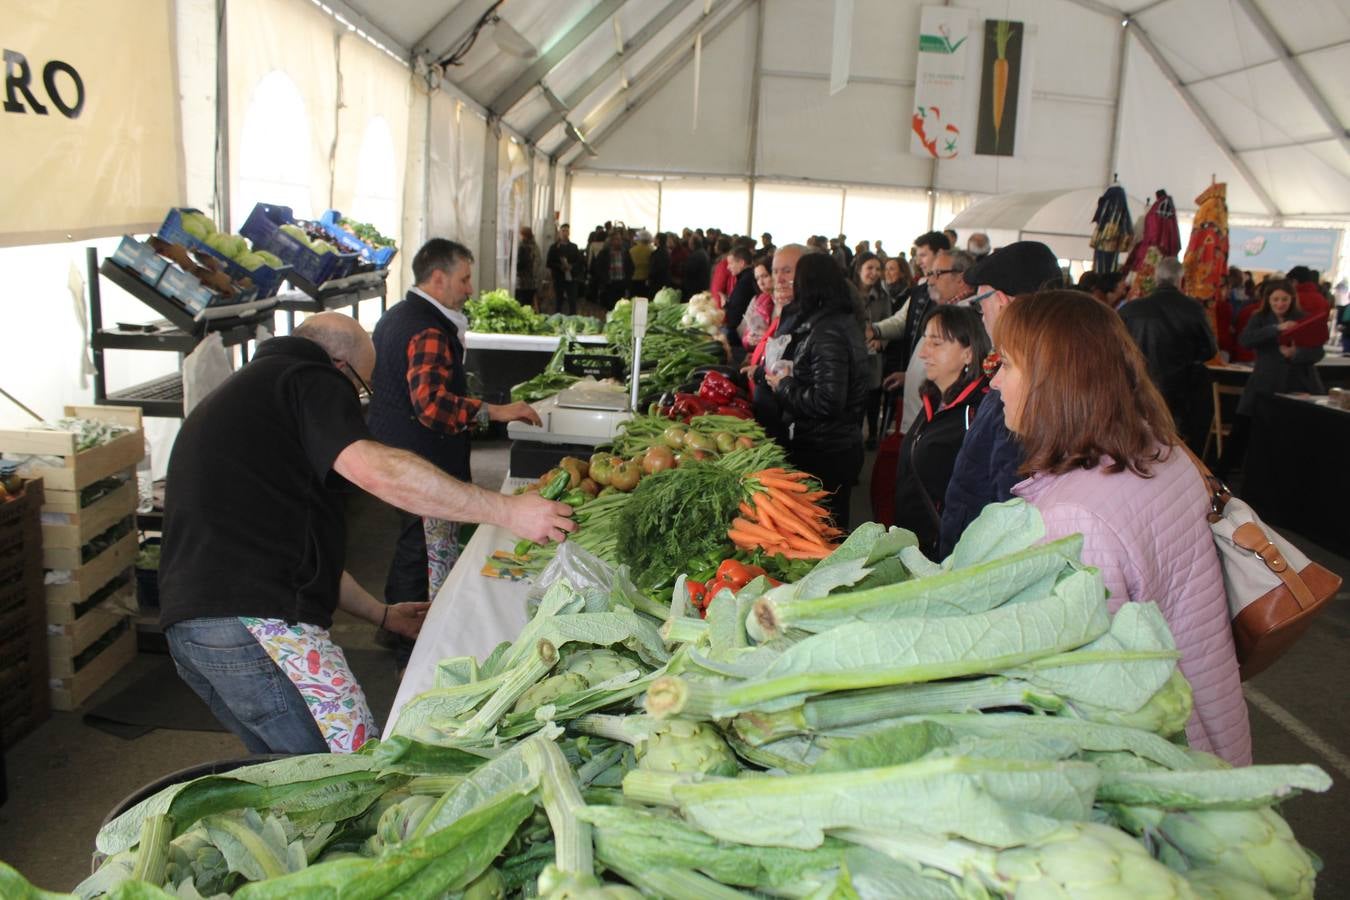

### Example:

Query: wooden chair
xmin=1203 ymin=382 xmax=1245 ymax=460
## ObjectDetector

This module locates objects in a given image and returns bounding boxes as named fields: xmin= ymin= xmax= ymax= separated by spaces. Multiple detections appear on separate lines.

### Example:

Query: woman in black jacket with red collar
xmin=894 ymin=304 xmax=992 ymax=556
xmin=764 ymin=252 xmax=870 ymax=529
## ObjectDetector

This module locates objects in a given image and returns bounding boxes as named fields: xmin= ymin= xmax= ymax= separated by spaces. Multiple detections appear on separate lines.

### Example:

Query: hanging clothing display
xmin=1123 ymin=189 xmax=1181 ymax=299
xmin=1089 ymin=184 xmax=1134 ymax=273
xmin=1181 ymin=181 xmax=1229 ymax=357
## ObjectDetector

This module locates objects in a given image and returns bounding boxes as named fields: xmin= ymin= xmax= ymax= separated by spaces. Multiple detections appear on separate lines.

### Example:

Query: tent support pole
xmin=545 ymin=156 xmax=557 ymax=237
xmin=214 ymin=0 xmax=230 ymax=231
xmin=1232 ymin=0 xmax=1350 ymax=161
xmin=744 ymin=0 xmax=765 ymax=236
xmin=839 ymin=187 xmax=848 ymax=237
xmin=563 ymin=168 xmax=574 ymax=228
xmin=1105 ymin=21 xmax=1130 ymax=185
xmin=480 ymin=119 xmax=501 ymax=291
xmin=657 ymin=181 xmax=664 ymax=234
xmin=525 ymin=145 xmax=536 ymax=239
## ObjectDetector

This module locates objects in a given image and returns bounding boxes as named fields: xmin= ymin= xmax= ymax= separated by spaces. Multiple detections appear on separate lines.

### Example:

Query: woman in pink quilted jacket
xmin=991 ymin=290 xmax=1251 ymax=766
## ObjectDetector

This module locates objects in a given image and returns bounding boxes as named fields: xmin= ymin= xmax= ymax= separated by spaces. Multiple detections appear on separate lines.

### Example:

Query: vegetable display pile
xmin=466 ymin=290 xmax=554 ymax=335
xmin=8 ymin=500 xmax=1332 ymax=899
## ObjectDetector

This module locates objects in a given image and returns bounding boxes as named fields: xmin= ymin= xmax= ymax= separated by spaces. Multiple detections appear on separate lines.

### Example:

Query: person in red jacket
xmin=1287 ymin=266 xmax=1331 ymax=348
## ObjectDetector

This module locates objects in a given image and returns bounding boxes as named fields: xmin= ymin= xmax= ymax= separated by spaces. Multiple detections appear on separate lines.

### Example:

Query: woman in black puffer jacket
xmin=892 ymin=304 xmax=991 ymax=557
xmin=764 ymin=252 xmax=870 ymax=529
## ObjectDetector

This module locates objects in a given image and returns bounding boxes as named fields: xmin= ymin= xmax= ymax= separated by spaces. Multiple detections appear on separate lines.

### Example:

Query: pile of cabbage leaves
xmin=2 ymin=501 xmax=1330 ymax=899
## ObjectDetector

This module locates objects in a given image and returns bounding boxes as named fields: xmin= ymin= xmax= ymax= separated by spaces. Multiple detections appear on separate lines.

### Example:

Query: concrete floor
xmin=2 ymin=440 xmax=1347 ymax=894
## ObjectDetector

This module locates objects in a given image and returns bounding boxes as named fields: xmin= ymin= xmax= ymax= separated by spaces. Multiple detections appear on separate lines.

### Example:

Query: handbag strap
xmin=1229 ymin=522 xmax=1318 ymax=610
xmin=1177 ymin=444 xmax=1319 ymax=611
xmin=1176 ymin=444 xmax=1233 ymax=520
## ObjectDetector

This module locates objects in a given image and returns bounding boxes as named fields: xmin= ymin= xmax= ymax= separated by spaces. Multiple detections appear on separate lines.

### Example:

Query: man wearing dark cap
xmin=938 ymin=241 xmax=1063 ymax=556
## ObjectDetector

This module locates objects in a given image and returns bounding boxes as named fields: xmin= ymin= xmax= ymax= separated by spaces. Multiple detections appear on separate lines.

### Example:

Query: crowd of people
xmin=523 ymin=218 xmax=1345 ymax=769
xmin=160 ymin=211 xmax=1339 ymax=767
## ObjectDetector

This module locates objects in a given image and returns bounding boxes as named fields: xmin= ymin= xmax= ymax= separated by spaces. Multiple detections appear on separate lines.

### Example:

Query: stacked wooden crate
xmin=0 ymin=477 xmax=46 ymax=749
xmin=0 ymin=406 xmax=144 ymax=712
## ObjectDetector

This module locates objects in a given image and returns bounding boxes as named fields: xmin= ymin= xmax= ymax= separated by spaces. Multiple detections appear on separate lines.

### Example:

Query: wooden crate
xmin=41 ymin=516 xmax=136 ymax=570
xmin=44 ymin=531 xmax=138 ymax=606
xmin=0 ymin=478 xmax=49 ymax=745
xmin=46 ymin=578 xmax=135 ymax=661
xmin=49 ymin=623 xmax=136 ymax=711
xmin=0 ymin=405 xmax=143 ymax=496
xmin=40 ymin=475 xmax=136 ymax=548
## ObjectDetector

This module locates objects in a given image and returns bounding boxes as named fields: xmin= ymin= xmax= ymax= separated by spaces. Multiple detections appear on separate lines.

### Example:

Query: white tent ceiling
xmin=329 ymin=0 xmax=1350 ymax=220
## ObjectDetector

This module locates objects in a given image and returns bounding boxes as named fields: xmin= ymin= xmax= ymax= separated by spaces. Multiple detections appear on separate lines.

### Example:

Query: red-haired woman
xmin=990 ymin=290 xmax=1250 ymax=766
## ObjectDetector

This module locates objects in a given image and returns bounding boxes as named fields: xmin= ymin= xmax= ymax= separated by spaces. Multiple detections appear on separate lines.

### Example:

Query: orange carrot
xmin=991 ymin=21 xmax=1011 ymax=146
xmin=750 ymin=494 xmax=777 ymax=529
xmin=738 ymin=501 xmax=755 ymax=518
xmin=757 ymin=496 xmax=821 ymax=542
xmin=756 ymin=476 xmax=808 ymax=493
xmin=768 ymin=488 xmax=830 ymax=523
xmin=783 ymin=547 xmax=831 ymax=560
xmin=993 ymin=59 xmax=1008 ymax=136
xmin=730 ymin=517 xmax=781 ymax=543
xmin=786 ymin=533 xmax=832 ymax=553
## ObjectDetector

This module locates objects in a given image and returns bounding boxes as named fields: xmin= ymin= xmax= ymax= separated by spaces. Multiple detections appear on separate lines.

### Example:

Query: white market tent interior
xmin=3 ymin=0 xmax=1349 ymax=462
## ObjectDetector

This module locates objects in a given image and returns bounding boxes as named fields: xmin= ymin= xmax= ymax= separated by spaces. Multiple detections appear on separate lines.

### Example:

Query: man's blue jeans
xmin=166 ymin=617 xmax=328 ymax=754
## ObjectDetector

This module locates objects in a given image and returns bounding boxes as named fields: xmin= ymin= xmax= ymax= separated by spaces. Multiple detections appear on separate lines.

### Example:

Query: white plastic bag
xmin=181 ymin=333 xmax=233 ymax=415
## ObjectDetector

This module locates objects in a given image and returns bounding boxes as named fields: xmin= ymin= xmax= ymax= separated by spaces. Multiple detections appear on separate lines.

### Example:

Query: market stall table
xmin=386 ymin=477 xmax=535 ymax=734
xmin=1208 ymin=354 xmax=1350 ymax=391
xmin=1241 ymin=392 xmax=1350 ymax=557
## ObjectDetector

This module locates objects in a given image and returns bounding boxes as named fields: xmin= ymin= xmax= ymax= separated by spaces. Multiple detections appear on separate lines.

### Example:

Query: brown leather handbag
xmin=1187 ymin=448 xmax=1341 ymax=680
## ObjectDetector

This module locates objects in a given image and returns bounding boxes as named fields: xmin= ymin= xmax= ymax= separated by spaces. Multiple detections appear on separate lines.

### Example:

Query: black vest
xmin=367 ymin=292 xmax=472 ymax=481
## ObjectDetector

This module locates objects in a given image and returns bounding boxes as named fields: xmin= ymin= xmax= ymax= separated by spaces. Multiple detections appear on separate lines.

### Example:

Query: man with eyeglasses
xmin=159 ymin=311 xmax=574 ymax=754
xmin=939 ymin=240 xmax=1063 ymax=556
xmin=368 ymin=239 xmax=544 ymax=665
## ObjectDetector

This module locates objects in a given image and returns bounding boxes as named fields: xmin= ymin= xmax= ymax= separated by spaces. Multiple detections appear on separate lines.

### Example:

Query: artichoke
xmin=635 ymin=719 xmax=740 ymax=777
xmin=992 ymin=822 xmax=1198 ymax=898
xmin=514 ymin=673 xmax=590 ymax=714
xmin=464 ymin=866 xmax=508 ymax=900
xmin=559 ymin=649 xmax=642 ymax=687
xmin=375 ymin=793 xmax=438 ymax=848
xmin=1185 ymin=867 xmax=1280 ymax=900
xmin=537 ymin=865 xmax=643 ymax=899
xmin=1114 ymin=806 xmax=1318 ymax=899
xmin=1067 ymin=671 xmax=1195 ymax=739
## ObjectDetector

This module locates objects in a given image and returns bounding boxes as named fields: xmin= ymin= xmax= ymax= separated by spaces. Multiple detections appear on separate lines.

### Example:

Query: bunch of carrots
xmin=727 ymin=468 xmax=842 ymax=559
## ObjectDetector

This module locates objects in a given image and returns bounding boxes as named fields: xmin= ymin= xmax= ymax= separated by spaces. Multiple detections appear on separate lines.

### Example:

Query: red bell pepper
xmin=698 ymin=371 xmax=740 ymax=406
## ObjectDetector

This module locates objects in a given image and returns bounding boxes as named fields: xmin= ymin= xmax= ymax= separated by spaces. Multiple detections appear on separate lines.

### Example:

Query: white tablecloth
xmin=386 ymin=478 xmax=535 ymax=733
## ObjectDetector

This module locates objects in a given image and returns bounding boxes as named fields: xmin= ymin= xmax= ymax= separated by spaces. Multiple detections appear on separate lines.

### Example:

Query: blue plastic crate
xmin=156 ymin=207 xmax=290 ymax=298
xmin=111 ymin=236 xmax=168 ymax=286
xmin=156 ymin=265 xmax=215 ymax=315
xmin=240 ymin=203 xmax=358 ymax=286
xmin=317 ymin=210 xmax=397 ymax=269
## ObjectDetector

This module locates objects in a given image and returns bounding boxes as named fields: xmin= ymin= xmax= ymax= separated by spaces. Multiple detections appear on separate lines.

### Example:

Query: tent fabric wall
xmin=226 ymin=0 xmax=338 ymax=227
xmin=333 ymin=32 xmax=412 ymax=310
xmin=659 ymin=179 xmax=751 ymax=234
xmin=176 ymin=0 xmax=220 ymax=216
xmin=568 ymin=175 xmax=660 ymax=238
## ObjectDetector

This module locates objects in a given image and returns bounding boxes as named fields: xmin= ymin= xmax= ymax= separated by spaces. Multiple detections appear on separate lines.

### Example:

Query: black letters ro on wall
xmin=4 ymin=50 xmax=85 ymax=118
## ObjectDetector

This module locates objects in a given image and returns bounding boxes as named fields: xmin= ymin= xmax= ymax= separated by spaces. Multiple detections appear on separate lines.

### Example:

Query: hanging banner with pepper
xmin=909 ymin=6 xmax=978 ymax=160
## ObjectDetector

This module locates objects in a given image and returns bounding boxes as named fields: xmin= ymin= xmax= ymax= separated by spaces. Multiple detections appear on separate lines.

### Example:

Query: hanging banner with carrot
xmin=975 ymin=19 xmax=1025 ymax=157
xmin=909 ymin=5 xmax=978 ymax=160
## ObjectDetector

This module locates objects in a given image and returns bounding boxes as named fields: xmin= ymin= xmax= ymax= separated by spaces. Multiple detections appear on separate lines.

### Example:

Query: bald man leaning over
xmin=157 ymin=313 xmax=573 ymax=755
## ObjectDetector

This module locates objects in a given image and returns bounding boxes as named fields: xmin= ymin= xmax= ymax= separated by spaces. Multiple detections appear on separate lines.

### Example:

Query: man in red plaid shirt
xmin=367 ymin=240 xmax=542 ymax=662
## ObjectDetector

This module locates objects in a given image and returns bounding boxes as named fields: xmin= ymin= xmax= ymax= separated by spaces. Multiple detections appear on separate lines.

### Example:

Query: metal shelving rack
xmin=273 ymin=268 xmax=391 ymax=331
xmin=88 ymin=248 xmax=277 ymax=419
